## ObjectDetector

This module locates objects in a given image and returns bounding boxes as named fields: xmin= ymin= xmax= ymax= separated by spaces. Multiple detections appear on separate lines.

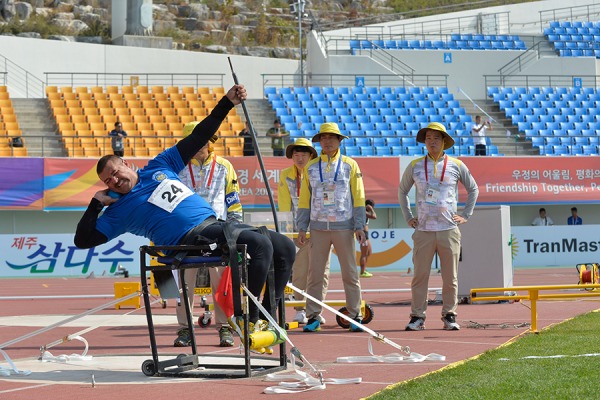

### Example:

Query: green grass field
xmin=369 ymin=310 xmax=600 ymax=399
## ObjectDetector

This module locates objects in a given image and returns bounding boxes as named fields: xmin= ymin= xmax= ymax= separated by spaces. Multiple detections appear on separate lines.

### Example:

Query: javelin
xmin=227 ymin=57 xmax=280 ymax=232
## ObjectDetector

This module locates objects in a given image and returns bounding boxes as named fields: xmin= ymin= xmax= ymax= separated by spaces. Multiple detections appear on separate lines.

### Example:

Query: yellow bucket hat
xmin=416 ymin=122 xmax=455 ymax=150
xmin=182 ymin=121 xmax=218 ymax=143
xmin=311 ymin=122 xmax=349 ymax=143
xmin=285 ymin=137 xmax=318 ymax=159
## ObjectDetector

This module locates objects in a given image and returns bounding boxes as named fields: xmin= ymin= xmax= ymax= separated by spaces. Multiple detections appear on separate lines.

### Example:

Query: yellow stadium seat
xmin=156 ymin=100 xmax=171 ymax=110
xmin=160 ymin=109 xmax=176 ymax=119
xmin=176 ymin=108 xmax=191 ymax=117
xmin=96 ymin=99 xmax=111 ymax=109
xmin=49 ymin=99 xmax=65 ymax=109
xmin=106 ymin=86 xmax=119 ymax=94
xmin=213 ymin=147 xmax=226 ymax=157
xmin=138 ymin=92 xmax=153 ymax=101
xmin=89 ymin=122 xmax=106 ymax=131
xmin=148 ymin=115 xmax=164 ymax=124
xmin=123 ymin=93 xmax=138 ymax=101
xmin=78 ymin=92 xmax=93 ymax=101
xmin=0 ymin=99 xmax=12 ymax=108
xmin=86 ymin=115 xmax=103 ymax=124
xmin=80 ymin=99 xmax=96 ymax=109
xmin=190 ymin=108 xmax=206 ymax=118
xmin=108 ymin=92 xmax=124 ymax=101
xmin=227 ymin=115 xmax=242 ymax=123
xmin=111 ymin=100 xmax=126 ymax=109
xmin=2 ymin=114 xmax=17 ymax=123
xmin=90 ymin=86 xmax=103 ymax=95
xmin=133 ymin=147 xmax=149 ymax=157
xmin=83 ymin=147 xmax=102 ymax=158
xmin=47 ymin=92 xmax=62 ymax=101
xmin=74 ymin=122 xmax=91 ymax=132
xmin=181 ymin=86 xmax=195 ymax=95
xmin=228 ymin=148 xmax=244 ymax=157
xmin=171 ymin=100 xmax=187 ymax=109
xmin=53 ymin=108 xmax=68 ymax=117
xmin=138 ymin=129 xmax=155 ymax=138
xmin=4 ymin=121 xmax=19 ymax=130
xmin=0 ymin=92 xmax=8 ymax=100
xmin=197 ymin=87 xmax=210 ymax=95
xmin=152 ymin=122 xmax=168 ymax=132
xmin=130 ymin=107 xmax=145 ymax=116
xmin=45 ymin=86 xmax=58 ymax=95
xmin=133 ymin=114 xmax=149 ymax=124
xmin=151 ymin=86 xmax=164 ymax=94
xmin=75 ymin=86 xmax=88 ymax=94
xmin=145 ymin=107 xmax=160 ymax=116
xmin=114 ymin=108 xmax=130 ymax=117
xmin=103 ymin=115 xmax=118 ymax=125
xmin=166 ymin=86 xmax=179 ymax=95
xmin=83 ymin=108 xmax=99 ymax=117
xmin=116 ymin=115 xmax=133 ymax=123
xmin=142 ymin=100 xmax=157 ymax=109
xmin=169 ymin=93 xmax=184 ymax=101
xmin=136 ymin=86 xmax=149 ymax=94
xmin=92 ymin=92 xmax=109 ymax=101
xmin=67 ymin=147 xmax=85 ymax=157
xmin=143 ymin=137 xmax=161 ymax=147
xmin=212 ymin=87 xmax=225 ymax=96
xmin=163 ymin=115 xmax=180 ymax=124
xmin=70 ymin=114 xmax=87 ymax=124
xmin=163 ymin=137 xmax=178 ymax=147
xmin=68 ymin=107 xmax=83 ymax=116
xmin=188 ymin=100 xmax=203 ymax=109
xmin=122 ymin=86 xmax=134 ymax=94
xmin=127 ymin=100 xmax=142 ymax=109
xmin=155 ymin=129 xmax=170 ymax=138
xmin=137 ymin=122 xmax=152 ymax=132
xmin=99 ymin=107 xmax=114 ymax=117
xmin=153 ymin=93 xmax=168 ymax=102
xmin=203 ymin=100 xmax=217 ymax=109
xmin=121 ymin=122 xmax=136 ymax=132
xmin=11 ymin=147 xmax=28 ymax=157
xmin=55 ymin=114 xmax=71 ymax=125
xmin=65 ymin=99 xmax=80 ymax=108
xmin=180 ymin=115 xmax=197 ymax=124
xmin=60 ymin=86 xmax=73 ymax=94
xmin=58 ymin=122 xmax=75 ymax=132
xmin=198 ymin=93 xmax=215 ymax=101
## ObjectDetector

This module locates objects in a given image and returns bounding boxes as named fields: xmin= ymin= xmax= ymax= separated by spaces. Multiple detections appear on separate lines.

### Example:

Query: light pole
xmin=290 ymin=0 xmax=306 ymax=87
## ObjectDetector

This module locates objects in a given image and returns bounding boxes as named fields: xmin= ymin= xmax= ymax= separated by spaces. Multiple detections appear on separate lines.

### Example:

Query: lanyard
xmin=295 ymin=172 xmax=301 ymax=197
xmin=318 ymin=155 xmax=342 ymax=183
xmin=188 ymin=156 xmax=217 ymax=190
xmin=424 ymin=155 xmax=448 ymax=183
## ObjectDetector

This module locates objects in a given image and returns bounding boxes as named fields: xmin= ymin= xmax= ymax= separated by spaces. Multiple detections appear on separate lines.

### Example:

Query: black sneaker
xmin=441 ymin=314 xmax=460 ymax=330
xmin=218 ymin=326 xmax=234 ymax=347
xmin=173 ymin=327 xmax=192 ymax=347
xmin=405 ymin=316 xmax=425 ymax=331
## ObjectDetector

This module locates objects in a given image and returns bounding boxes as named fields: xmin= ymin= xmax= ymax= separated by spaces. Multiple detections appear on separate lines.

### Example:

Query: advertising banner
xmin=459 ymin=156 xmax=600 ymax=205
xmin=2 ymin=233 xmax=148 ymax=277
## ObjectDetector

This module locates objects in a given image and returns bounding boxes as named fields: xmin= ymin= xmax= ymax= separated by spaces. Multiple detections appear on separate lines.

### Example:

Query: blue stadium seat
xmin=391 ymin=146 xmax=404 ymax=155
xmin=361 ymin=146 xmax=375 ymax=156
xmin=344 ymin=146 xmax=360 ymax=156
xmin=386 ymin=137 xmax=401 ymax=146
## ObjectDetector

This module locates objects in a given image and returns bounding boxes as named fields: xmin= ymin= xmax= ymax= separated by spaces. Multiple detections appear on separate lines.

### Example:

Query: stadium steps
xmin=243 ymin=99 xmax=282 ymax=156
xmin=462 ymin=99 xmax=538 ymax=156
xmin=11 ymin=98 xmax=65 ymax=157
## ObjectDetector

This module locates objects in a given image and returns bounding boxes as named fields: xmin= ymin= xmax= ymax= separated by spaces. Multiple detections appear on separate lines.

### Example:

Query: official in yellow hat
xmin=311 ymin=122 xmax=349 ymax=143
xmin=285 ymin=137 xmax=318 ymax=159
xmin=416 ymin=122 xmax=455 ymax=150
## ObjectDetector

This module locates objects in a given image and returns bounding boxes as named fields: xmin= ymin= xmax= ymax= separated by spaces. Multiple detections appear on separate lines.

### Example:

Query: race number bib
xmin=148 ymin=179 xmax=194 ymax=213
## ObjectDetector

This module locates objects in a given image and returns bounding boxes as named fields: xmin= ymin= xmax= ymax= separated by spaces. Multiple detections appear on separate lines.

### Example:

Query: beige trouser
xmin=410 ymin=228 xmax=461 ymax=319
xmin=175 ymin=266 xmax=227 ymax=328
xmin=306 ymin=230 xmax=362 ymax=319
xmin=292 ymin=238 xmax=330 ymax=311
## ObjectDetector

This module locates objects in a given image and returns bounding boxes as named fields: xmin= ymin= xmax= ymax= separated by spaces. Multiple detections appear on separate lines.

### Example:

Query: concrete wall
xmin=0 ymin=35 xmax=299 ymax=99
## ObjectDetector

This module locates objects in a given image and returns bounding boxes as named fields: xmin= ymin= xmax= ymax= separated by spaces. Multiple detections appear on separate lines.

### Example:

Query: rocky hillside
xmin=0 ymin=0 xmax=396 ymax=59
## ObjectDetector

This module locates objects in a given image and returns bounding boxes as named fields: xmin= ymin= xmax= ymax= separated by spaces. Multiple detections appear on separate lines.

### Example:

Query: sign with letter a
xmin=444 ymin=53 xmax=452 ymax=63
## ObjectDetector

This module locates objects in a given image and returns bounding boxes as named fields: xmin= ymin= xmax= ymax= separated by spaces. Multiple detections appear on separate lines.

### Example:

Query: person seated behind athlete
xmin=175 ymin=121 xmax=244 ymax=348
xmin=74 ymin=85 xmax=294 ymax=350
